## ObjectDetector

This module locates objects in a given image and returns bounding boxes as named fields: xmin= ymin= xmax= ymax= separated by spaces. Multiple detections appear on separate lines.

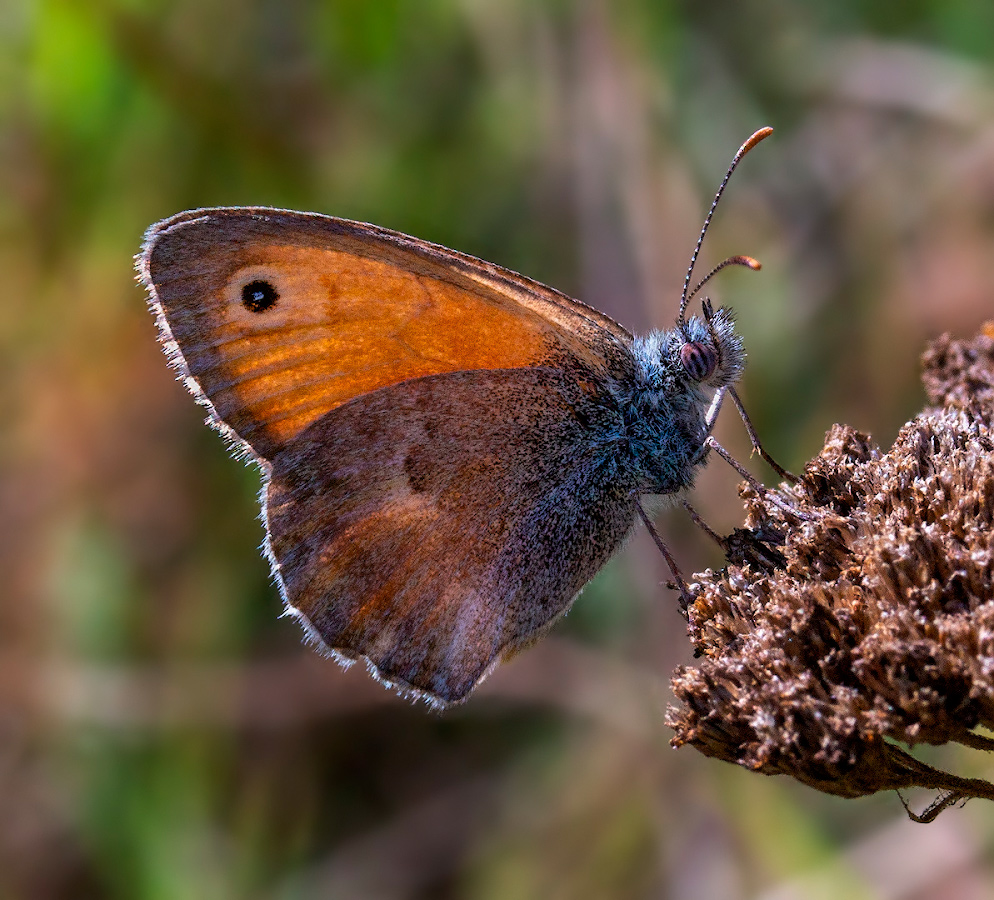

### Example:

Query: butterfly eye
xmin=680 ymin=341 xmax=718 ymax=381
xmin=242 ymin=279 xmax=279 ymax=313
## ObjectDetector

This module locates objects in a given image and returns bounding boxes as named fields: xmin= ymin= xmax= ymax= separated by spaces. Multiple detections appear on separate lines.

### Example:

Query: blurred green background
xmin=3 ymin=1 xmax=994 ymax=897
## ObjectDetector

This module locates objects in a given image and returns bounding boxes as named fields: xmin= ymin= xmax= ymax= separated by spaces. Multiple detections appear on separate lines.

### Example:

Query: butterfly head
xmin=674 ymin=301 xmax=745 ymax=391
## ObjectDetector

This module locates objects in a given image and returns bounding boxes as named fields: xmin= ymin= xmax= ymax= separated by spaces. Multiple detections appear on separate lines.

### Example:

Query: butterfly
xmin=137 ymin=128 xmax=774 ymax=706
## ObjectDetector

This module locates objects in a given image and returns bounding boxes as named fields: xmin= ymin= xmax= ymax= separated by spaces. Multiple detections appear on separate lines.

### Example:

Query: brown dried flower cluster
xmin=668 ymin=324 xmax=994 ymax=819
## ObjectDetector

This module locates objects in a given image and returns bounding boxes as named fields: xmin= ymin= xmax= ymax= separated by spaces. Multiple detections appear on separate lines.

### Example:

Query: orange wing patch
xmin=190 ymin=247 xmax=556 ymax=454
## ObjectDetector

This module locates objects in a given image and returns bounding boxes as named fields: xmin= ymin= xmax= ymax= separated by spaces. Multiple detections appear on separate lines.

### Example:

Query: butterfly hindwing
xmin=266 ymin=367 xmax=639 ymax=704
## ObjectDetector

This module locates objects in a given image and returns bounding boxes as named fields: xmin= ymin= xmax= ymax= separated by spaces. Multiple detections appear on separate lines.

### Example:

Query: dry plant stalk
xmin=668 ymin=324 xmax=994 ymax=821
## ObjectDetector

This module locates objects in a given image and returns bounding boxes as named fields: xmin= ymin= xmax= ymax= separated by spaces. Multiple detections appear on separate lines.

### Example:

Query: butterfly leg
xmin=682 ymin=496 xmax=789 ymax=573
xmin=637 ymin=503 xmax=694 ymax=612
xmin=726 ymin=386 xmax=799 ymax=483
xmin=702 ymin=386 xmax=726 ymax=438
xmin=679 ymin=498 xmax=725 ymax=548
xmin=703 ymin=436 xmax=811 ymax=521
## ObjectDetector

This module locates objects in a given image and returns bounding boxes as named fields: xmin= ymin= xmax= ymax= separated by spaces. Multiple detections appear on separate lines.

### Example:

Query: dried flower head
xmin=667 ymin=324 xmax=994 ymax=820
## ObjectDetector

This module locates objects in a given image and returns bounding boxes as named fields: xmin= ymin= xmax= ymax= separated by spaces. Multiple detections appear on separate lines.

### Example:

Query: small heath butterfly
xmin=138 ymin=128 xmax=773 ymax=706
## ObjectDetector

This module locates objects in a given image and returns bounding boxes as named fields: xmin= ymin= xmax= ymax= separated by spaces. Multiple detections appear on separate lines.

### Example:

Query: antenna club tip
xmin=739 ymin=127 xmax=774 ymax=157
xmin=737 ymin=255 xmax=762 ymax=271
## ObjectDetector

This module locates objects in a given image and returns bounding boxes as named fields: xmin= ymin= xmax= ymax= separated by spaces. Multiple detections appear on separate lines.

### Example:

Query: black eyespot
xmin=241 ymin=279 xmax=279 ymax=313
xmin=680 ymin=341 xmax=718 ymax=381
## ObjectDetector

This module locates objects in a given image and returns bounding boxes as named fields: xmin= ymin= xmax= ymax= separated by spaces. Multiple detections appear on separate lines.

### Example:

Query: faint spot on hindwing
xmin=404 ymin=448 xmax=432 ymax=494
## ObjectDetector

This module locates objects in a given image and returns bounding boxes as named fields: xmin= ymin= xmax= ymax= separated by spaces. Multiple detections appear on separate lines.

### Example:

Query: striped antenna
xmin=676 ymin=127 xmax=773 ymax=333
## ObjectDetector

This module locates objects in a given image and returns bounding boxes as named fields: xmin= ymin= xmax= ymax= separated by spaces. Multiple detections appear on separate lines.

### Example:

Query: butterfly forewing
xmin=139 ymin=208 xmax=632 ymax=461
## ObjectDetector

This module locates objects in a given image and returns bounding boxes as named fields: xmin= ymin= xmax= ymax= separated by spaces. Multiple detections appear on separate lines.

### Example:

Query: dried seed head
xmin=667 ymin=324 xmax=994 ymax=818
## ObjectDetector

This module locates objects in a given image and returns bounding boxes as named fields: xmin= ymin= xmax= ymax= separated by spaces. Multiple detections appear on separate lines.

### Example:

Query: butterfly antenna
xmin=687 ymin=255 xmax=761 ymax=305
xmin=677 ymin=127 xmax=773 ymax=334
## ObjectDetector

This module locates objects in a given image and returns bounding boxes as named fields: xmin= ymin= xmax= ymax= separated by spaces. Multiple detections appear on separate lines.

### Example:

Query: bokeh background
xmin=3 ymin=1 xmax=994 ymax=897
